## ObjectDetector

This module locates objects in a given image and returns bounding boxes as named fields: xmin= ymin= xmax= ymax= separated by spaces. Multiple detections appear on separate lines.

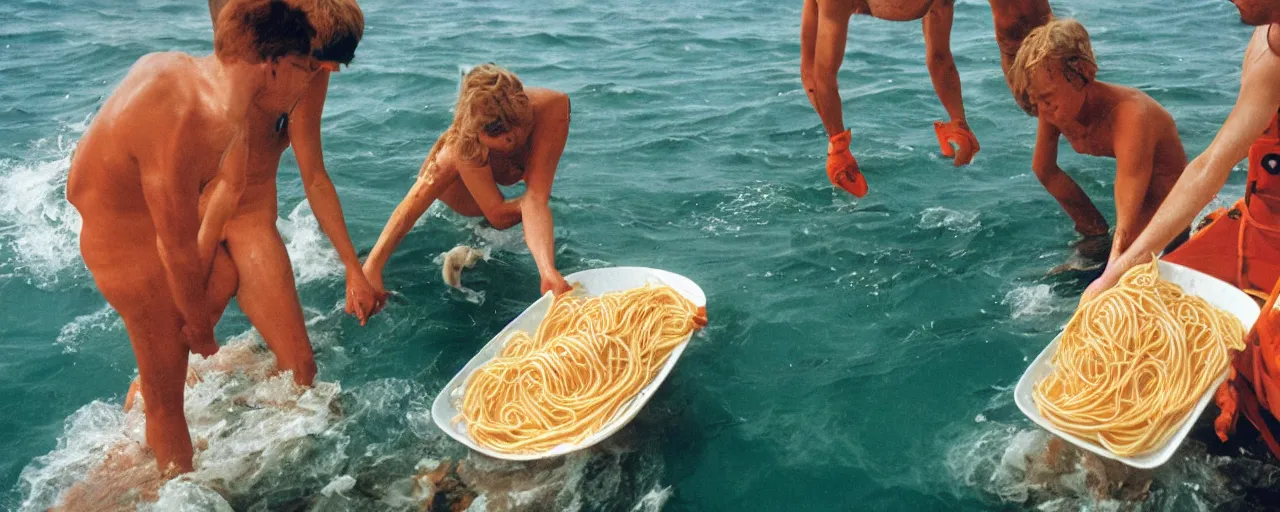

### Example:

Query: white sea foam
xmin=948 ymin=420 xmax=1252 ymax=510
xmin=1003 ymin=285 xmax=1061 ymax=320
xmin=16 ymin=335 xmax=345 ymax=511
xmin=918 ymin=207 xmax=981 ymax=233
xmin=277 ymin=201 xmax=343 ymax=285
xmin=0 ymin=145 xmax=84 ymax=287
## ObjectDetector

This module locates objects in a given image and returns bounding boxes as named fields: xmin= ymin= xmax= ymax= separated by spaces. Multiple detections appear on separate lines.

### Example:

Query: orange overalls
xmin=1170 ymin=113 xmax=1280 ymax=456
xmin=1163 ymin=113 xmax=1280 ymax=300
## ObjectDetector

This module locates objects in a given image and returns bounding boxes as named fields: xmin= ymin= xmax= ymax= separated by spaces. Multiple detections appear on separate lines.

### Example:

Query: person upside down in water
xmin=362 ymin=64 xmax=573 ymax=296
xmin=1008 ymin=18 xmax=1189 ymax=272
xmin=66 ymin=0 xmax=369 ymax=476
xmin=799 ymin=0 xmax=979 ymax=198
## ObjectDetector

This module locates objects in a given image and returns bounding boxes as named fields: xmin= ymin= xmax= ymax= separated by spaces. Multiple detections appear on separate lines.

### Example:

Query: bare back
xmin=68 ymin=52 xmax=233 ymax=237
xmin=839 ymin=0 xmax=937 ymax=21
xmin=987 ymin=0 xmax=1053 ymax=61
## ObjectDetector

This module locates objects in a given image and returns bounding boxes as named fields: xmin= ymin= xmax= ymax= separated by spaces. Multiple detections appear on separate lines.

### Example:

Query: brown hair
xmin=420 ymin=64 xmax=535 ymax=176
xmin=214 ymin=0 xmax=363 ymax=65
xmin=1008 ymin=18 xmax=1099 ymax=116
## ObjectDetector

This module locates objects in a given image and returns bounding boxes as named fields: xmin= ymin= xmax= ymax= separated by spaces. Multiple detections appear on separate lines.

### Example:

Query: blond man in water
xmin=66 ymin=0 xmax=369 ymax=475
xmin=363 ymin=64 xmax=572 ymax=296
xmin=799 ymin=0 xmax=979 ymax=198
xmin=1009 ymin=18 xmax=1188 ymax=272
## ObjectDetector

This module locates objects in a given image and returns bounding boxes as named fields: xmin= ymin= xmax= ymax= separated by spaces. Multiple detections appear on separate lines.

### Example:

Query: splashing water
xmin=278 ymin=202 xmax=344 ymax=286
xmin=0 ymin=146 xmax=84 ymax=287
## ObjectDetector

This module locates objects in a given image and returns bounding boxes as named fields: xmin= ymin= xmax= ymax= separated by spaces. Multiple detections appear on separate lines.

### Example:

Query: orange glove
xmin=826 ymin=129 xmax=868 ymax=198
xmin=933 ymin=119 xmax=980 ymax=166
xmin=1214 ymin=368 xmax=1239 ymax=442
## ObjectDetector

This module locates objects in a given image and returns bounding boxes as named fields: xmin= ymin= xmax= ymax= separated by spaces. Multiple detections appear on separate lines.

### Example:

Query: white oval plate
xmin=431 ymin=266 xmax=706 ymax=461
xmin=1014 ymin=261 xmax=1261 ymax=469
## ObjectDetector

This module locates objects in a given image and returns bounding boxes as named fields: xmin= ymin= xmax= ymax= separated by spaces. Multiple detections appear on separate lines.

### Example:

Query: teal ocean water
xmin=0 ymin=0 xmax=1272 ymax=509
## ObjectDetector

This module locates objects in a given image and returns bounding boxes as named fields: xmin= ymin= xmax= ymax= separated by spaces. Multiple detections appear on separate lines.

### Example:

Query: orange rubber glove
xmin=826 ymin=129 xmax=868 ymax=198
xmin=933 ymin=119 xmax=980 ymax=166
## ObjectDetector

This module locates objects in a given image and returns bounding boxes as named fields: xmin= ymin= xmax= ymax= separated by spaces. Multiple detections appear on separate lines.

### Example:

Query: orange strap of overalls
xmin=1237 ymin=111 xmax=1280 ymax=299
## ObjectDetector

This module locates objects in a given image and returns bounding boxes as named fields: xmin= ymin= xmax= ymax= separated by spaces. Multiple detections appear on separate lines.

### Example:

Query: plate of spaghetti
xmin=1015 ymin=259 xmax=1259 ymax=469
xmin=431 ymin=266 xmax=708 ymax=460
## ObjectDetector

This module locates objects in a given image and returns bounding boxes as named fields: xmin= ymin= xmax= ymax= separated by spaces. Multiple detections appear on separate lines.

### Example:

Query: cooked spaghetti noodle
xmin=1032 ymin=257 xmax=1246 ymax=457
xmin=458 ymin=283 xmax=706 ymax=453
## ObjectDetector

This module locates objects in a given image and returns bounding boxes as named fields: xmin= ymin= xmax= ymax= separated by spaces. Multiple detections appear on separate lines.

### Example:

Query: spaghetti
xmin=458 ymin=284 xmax=706 ymax=454
xmin=1032 ymin=257 xmax=1246 ymax=457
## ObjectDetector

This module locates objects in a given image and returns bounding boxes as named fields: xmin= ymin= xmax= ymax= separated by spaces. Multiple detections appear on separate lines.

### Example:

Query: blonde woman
xmin=363 ymin=64 xmax=571 ymax=297
xmin=1009 ymin=18 xmax=1187 ymax=271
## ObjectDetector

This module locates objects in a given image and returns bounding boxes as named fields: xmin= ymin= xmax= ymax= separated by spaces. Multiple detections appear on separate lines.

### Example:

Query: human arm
xmin=197 ymin=131 xmax=247 ymax=275
xmin=1083 ymin=45 xmax=1280 ymax=302
xmin=1108 ymin=103 xmax=1158 ymax=263
xmin=455 ymin=158 xmax=523 ymax=230
xmin=136 ymin=100 xmax=217 ymax=355
xmin=362 ymin=159 xmax=458 ymax=292
xmin=1032 ymin=117 xmax=1110 ymax=238
xmin=290 ymin=71 xmax=385 ymax=323
xmin=521 ymin=92 xmax=572 ymax=295
xmin=924 ymin=0 xmax=978 ymax=165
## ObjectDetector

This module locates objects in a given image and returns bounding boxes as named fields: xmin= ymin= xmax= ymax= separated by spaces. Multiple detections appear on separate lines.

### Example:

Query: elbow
xmin=1031 ymin=162 xmax=1056 ymax=181
xmin=484 ymin=210 xmax=519 ymax=230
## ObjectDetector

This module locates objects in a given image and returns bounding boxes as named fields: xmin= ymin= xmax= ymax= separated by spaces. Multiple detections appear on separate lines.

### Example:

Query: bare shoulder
xmin=108 ymin=53 xmax=215 ymax=158
xmin=433 ymin=143 xmax=461 ymax=172
xmin=1108 ymin=87 xmax=1178 ymax=149
xmin=1113 ymin=86 xmax=1172 ymax=126
xmin=527 ymin=87 xmax=570 ymax=114
xmin=1243 ymin=26 xmax=1280 ymax=83
xmin=120 ymin=53 xmax=202 ymax=103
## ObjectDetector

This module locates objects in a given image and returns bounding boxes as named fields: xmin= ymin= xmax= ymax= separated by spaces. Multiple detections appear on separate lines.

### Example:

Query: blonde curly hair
xmin=1008 ymin=18 xmax=1098 ymax=116
xmin=420 ymin=64 xmax=534 ymax=177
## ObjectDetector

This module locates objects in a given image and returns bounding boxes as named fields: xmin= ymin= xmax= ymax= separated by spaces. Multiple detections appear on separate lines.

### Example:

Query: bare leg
xmin=125 ymin=310 xmax=193 ymax=475
xmin=225 ymin=217 xmax=316 ymax=386
xmin=207 ymin=242 xmax=239 ymax=326
xmin=124 ymin=244 xmax=235 ymax=412
xmin=81 ymin=223 xmax=196 ymax=474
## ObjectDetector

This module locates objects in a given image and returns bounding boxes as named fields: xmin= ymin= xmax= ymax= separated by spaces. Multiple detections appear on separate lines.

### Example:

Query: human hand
xmin=345 ymin=269 xmax=387 ymax=325
xmin=540 ymin=270 xmax=572 ymax=296
xmin=182 ymin=321 xmax=219 ymax=358
xmin=933 ymin=119 xmax=980 ymax=166
xmin=1081 ymin=267 xmax=1123 ymax=307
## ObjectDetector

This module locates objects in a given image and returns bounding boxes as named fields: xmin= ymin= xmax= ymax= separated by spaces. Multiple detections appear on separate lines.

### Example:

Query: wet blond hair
xmin=1008 ymin=18 xmax=1099 ymax=116
xmin=420 ymin=64 xmax=534 ymax=177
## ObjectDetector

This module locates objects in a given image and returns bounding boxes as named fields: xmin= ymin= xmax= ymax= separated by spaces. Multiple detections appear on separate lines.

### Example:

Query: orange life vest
xmin=1213 ymin=112 xmax=1280 ymax=457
